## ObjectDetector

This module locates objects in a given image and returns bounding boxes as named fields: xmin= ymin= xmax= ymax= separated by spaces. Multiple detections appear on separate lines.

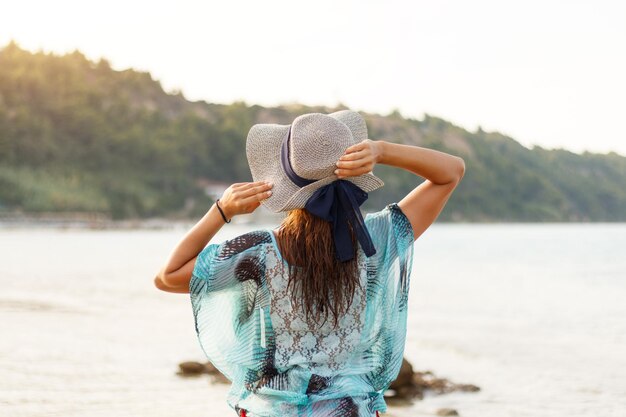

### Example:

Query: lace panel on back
xmin=264 ymin=234 xmax=368 ymax=374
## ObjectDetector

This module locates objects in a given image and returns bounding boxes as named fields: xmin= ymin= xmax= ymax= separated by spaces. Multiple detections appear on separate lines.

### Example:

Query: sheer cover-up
xmin=189 ymin=203 xmax=415 ymax=416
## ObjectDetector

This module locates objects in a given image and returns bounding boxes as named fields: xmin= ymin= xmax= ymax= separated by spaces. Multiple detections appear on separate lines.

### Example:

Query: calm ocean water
xmin=1 ymin=222 xmax=625 ymax=417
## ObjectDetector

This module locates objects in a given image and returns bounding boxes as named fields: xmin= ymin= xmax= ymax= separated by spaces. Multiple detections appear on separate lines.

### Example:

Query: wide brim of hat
xmin=246 ymin=110 xmax=384 ymax=213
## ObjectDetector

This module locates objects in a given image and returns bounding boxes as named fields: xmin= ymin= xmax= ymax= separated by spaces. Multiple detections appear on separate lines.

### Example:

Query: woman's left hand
xmin=335 ymin=139 xmax=383 ymax=178
xmin=218 ymin=181 xmax=273 ymax=219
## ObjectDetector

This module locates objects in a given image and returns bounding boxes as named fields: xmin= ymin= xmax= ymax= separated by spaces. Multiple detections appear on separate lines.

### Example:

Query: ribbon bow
xmin=279 ymin=124 xmax=376 ymax=262
xmin=305 ymin=180 xmax=376 ymax=262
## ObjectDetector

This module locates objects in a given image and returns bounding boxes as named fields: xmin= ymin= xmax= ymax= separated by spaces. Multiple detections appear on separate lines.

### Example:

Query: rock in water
xmin=387 ymin=358 xmax=424 ymax=401
xmin=436 ymin=408 xmax=459 ymax=416
xmin=178 ymin=361 xmax=206 ymax=375
xmin=384 ymin=357 xmax=480 ymax=406
xmin=203 ymin=361 xmax=221 ymax=375
xmin=455 ymin=383 xmax=480 ymax=392
xmin=204 ymin=361 xmax=230 ymax=383
xmin=177 ymin=360 xmax=230 ymax=383
xmin=389 ymin=358 xmax=414 ymax=388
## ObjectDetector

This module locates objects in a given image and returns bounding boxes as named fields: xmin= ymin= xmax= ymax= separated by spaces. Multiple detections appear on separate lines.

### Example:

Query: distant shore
xmin=0 ymin=210 xmax=284 ymax=230
xmin=0 ymin=212 xmax=186 ymax=230
xmin=3 ymin=211 xmax=625 ymax=231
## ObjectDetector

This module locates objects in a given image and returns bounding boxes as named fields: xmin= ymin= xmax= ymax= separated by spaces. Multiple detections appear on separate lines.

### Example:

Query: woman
xmin=155 ymin=110 xmax=465 ymax=417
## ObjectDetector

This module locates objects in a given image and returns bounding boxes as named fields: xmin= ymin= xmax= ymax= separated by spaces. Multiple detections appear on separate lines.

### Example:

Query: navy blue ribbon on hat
xmin=280 ymin=125 xmax=376 ymax=262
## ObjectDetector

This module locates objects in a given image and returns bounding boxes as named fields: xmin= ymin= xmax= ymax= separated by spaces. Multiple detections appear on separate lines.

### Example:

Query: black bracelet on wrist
xmin=215 ymin=199 xmax=231 ymax=223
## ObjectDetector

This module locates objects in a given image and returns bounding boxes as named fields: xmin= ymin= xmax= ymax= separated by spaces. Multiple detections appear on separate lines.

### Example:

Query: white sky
xmin=2 ymin=0 xmax=625 ymax=155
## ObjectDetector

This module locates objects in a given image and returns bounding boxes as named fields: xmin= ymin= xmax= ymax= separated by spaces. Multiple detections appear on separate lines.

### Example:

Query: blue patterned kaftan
xmin=189 ymin=202 xmax=415 ymax=417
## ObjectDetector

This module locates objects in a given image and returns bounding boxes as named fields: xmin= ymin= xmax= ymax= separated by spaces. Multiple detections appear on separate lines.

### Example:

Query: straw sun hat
xmin=246 ymin=109 xmax=383 ymax=262
xmin=245 ymin=110 xmax=384 ymax=213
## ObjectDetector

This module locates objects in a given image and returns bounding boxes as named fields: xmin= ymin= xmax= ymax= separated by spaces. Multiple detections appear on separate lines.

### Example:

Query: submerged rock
xmin=177 ymin=361 xmax=206 ymax=375
xmin=177 ymin=360 xmax=229 ymax=383
xmin=436 ymin=408 xmax=459 ymax=416
xmin=204 ymin=361 xmax=230 ymax=383
xmin=388 ymin=359 xmax=425 ymax=401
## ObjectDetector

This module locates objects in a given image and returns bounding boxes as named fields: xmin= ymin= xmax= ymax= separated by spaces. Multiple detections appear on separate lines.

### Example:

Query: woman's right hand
xmin=218 ymin=181 xmax=273 ymax=219
xmin=334 ymin=139 xmax=384 ymax=179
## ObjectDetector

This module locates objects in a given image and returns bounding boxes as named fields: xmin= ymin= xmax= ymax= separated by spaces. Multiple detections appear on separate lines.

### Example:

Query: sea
xmin=1 ymin=220 xmax=625 ymax=417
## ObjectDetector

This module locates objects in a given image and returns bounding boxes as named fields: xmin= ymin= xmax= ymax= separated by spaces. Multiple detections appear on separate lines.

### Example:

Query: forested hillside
xmin=1 ymin=42 xmax=625 ymax=221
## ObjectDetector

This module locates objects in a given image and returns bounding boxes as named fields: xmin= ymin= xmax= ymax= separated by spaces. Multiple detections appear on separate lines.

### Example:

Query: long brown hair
xmin=274 ymin=208 xmax=361 ymax=328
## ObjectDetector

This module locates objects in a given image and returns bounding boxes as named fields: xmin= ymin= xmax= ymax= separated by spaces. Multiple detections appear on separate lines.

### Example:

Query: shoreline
xmin=0 ymin=210 xmax=284 ymax=230
xmin=2 ymin=212 xmax=625 ymax=231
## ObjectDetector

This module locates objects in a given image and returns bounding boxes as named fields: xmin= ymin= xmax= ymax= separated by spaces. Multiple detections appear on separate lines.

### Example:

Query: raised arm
xmin=154 ymin=181 xmax=273 ymax=293
xmin=335 ymin=140 xmax=465 ymax=240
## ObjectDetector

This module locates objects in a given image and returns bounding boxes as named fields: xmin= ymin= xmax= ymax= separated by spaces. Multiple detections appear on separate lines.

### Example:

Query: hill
xmin=1 ymin=41 xmax=625 ymax=221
